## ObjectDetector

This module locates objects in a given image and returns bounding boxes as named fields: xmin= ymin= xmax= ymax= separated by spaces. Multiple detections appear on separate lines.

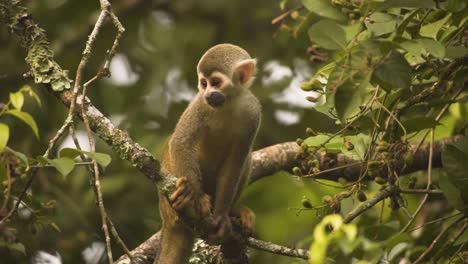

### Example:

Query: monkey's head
xmin=197 ymin=44 xmax=257 ymax=108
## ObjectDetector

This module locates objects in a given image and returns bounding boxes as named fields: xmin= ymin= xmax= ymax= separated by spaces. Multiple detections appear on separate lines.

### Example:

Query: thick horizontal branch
xmin=250 ymin=135 xmax=463 ymax=183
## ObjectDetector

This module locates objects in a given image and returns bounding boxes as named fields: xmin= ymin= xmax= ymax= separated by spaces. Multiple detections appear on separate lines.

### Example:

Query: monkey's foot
xmin=207 ymin=214 xmax=232 ymax=244
xmin=231 ymin=207 xmax=255 ymax=236
xmin=170 ymin=177 xmax=195 ymax=211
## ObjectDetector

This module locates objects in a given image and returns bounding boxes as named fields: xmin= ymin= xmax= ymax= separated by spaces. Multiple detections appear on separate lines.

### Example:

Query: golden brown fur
xmin=155 ymin=44 xmax=261 ymax=264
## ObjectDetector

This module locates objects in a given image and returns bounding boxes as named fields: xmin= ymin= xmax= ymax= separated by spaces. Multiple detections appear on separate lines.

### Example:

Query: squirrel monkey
xmin=156 ymin=44 xmax=261 ymax=263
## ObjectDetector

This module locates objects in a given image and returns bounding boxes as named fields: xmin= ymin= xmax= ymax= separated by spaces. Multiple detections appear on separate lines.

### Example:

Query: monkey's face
xmin=198 ymin=72 xmax=233 ymax=108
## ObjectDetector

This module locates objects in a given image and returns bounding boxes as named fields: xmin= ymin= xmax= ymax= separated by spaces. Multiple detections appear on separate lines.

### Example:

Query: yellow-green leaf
xmin=0 ymin=123 xmax=9 ymax=153
xmin=59 ymin=148 xmax=83 ymax=159
xmin=26 ymin=86 xmax=42 ymax=107
xmin=308 ymin=19 xmax=347 ymax=50
xmin=302 ymin=0 xmax=346 ymax=21
xmin=9 ymin=91 xmax=24 ymax=110
xmin=49 ymin=222 xmax=62 ymax=233
xmin=49 ymin=157 xmax=75 ymax=177
xmin=420 ymin=14 xmax=451 ymax=39
xmin=6 ymin=109 xmax=39 ymax=139
xmin=84 ymin=151 xmax=112 ymax=168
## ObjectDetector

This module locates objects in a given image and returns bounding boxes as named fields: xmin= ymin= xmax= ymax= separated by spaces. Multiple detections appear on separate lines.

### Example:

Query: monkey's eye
xmin=200 ymin=79 xmax=208 ymax=88
xmin=211 ymin=78 xmax=222 ymax=88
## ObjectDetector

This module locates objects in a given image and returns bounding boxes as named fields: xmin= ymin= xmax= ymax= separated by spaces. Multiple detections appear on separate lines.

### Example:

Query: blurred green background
xmin=0 ymin=0 xmax=342 ymax=263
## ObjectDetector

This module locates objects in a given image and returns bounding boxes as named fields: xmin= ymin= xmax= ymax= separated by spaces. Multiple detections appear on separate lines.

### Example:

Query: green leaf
xmin=439 ymin=171 xmax=466 ymax=213
xmin=59 ymin=148 xmax=83 ymax=159
xmin=372 ymin=52 xmax=412 ymax=90
xmin=334 ymin=75 xmax=373 ymax=122
xmin=385 ymin=233 xmax=412 ymax=251
xmin=7 ymin=242 xmax=25 ymax=255
xmin=84 ymin=151 xmax=112 ymax=168
xmin=308 ymin=19 xmax=346 ymax=50
xmin=420 ymin=14 xmax=451 ymax=39
xmin=395 ymin=9 xmax=421 ymax=37
xmin=341 ymin=134 xmax=371 ymax=160
xmin=49 ymin=157 xmax=75 ymax=177
xmin=388 ymin=243 xmax=409 ymax=261
xmin=305 ymin=134 xmax=344 ymax=152
xmin=302 ymin=0 xmax=346 ymax=21
xmin=326 ymin=41 xmax=383 ymax=106
xmin=309 ymin=215 xmax=357 ymax=264
xmin=441 ymin=138 xmax=468 ymax=211
xmin=446 ymin=0 xmax=467 ymax=13
xmin=342 ymin=23 xmax=360 ymax=43
xmin=418 ymin=39 xmax=445 ymax=58
xmin=401 ymin=117 xmax=440 ymax=134
xmin=446 ymin=46 xmax=468 ymax=59
xmin=25 ymin=86 xmax=42 ymax=107
xmin=380 ymin=0 xmax=435 ymax=8
xmin=9 ymin=92 xmax=24 ymax=110
xmin=6 ymin=109 xmax=39 ymax=139
xmin=400 ymin=40 xmax=424 ymax=65
xmin=365 ymin=12 xmax=397 ymax=37
xmin=454 ymin=226 xmax=468 ymax=245
xmin=49 ymin=222 xmax=62 ymax=233
xmin=0 ymin=123 xmax=9 ymax=153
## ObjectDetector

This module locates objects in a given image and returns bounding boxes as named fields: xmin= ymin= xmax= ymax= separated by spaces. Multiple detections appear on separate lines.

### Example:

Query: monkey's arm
xmin=213 ymin=116 xmax=260 ymax=219
xmin=166 ymin=98 xmax=205 ymax=208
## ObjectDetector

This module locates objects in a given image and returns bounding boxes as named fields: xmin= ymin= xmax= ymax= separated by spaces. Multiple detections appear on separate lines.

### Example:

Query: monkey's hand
xmin=170 ymin=177 xmax=211 ymax=217
xmin=207 ymin=214 xmax=232 ymax=244
xmin=169 ymin=177 xmax=194 ymax=210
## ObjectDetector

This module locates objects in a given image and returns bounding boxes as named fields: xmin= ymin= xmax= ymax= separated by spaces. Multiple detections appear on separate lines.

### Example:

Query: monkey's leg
xmin=156 ymin=193 xmax=195 ymax=264
xmin=230 ymin=206 xmax=255 ymax=236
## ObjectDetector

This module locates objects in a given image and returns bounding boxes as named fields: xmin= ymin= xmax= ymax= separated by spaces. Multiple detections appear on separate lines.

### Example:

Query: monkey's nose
xmin=206 ymin=92 xmax=225 ymax=107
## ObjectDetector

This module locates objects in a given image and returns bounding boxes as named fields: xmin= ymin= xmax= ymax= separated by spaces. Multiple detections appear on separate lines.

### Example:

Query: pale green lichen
xmin=1 ymin=0 xmax=72 ymax=91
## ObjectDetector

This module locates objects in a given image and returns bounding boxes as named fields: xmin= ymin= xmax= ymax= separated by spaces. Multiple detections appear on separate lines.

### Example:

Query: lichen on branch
xmin=0 ymin=0 xmax=71 ymax=91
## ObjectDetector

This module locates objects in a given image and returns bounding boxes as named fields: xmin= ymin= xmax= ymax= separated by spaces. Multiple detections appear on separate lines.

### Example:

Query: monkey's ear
xmin=233 ymin=59 xmax=257 ymax=86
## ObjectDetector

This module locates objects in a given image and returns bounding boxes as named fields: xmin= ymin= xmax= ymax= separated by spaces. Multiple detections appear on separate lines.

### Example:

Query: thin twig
xmin=408 ymin=213 xmax=463 ymax=232
xmin=377 ymin=100 xmax=407 ymax=141
xmin=0 ymin=168 xmax=35 ymax=224
xmin=448 ymin=242 xmax=466 ymax=263
xmin=106 ymin=216 xmax=135 ymax=263
xmin=81 ymin=79 xmax=113 ymax=263
xmin=413 ymin=216 xmax=464 ymax=264
xmin=448 ymin=220 xmax=468 ymax=246
xmin=29 ymin=162 xmax=95 ymax=168
xmin=72 ymin=2 xmax=116 ymax=263
xmin=302 ymin=161 xmax=367 ymax=179
xmin=0 ymin=163 xmax=11 ymax=215
xmin=399 ymin=188 xmax=443 ymax=194
xmin=71 ymin=0 xmax=128 ymax=262
xmin=343 ymin=186 xmax=396 ymax=224
xmin=400 ymin=129 xmax=434 ymax=233
xmin=412 ymin=87 xmax=465 ymax=154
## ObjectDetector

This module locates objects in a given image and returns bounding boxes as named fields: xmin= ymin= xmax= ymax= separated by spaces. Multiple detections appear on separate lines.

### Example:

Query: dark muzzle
xmin=205 ymin=92 xmax=225 ymax=107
